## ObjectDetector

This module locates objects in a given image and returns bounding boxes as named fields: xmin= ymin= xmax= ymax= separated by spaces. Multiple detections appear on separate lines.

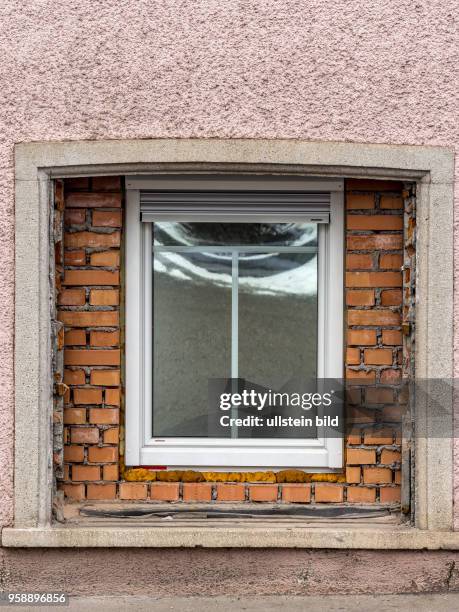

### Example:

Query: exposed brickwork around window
xmin=344 ymin=179 xmax=405 ymax=505
xmin=56 ymin=177 xmax=408 ymax=507
xmin=56 ymin=177 xmax=122 ymax=503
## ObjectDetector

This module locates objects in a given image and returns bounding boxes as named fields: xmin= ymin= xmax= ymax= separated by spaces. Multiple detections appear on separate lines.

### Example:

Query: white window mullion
xmin=231 ymin=251 xmax=239 ymax=439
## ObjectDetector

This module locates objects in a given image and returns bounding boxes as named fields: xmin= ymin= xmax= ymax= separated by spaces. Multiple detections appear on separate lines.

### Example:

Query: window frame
xmin=125 ymin=177 xmax=344 ymax=469
xmin=8 ymin=137 xmax=455 ymax=542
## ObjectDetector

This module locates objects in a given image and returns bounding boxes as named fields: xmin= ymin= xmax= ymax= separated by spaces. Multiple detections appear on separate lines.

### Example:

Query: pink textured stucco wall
xmin=1 ymin=549 xmax=459 ymax=595
xmin=0 ymin=0 xmax=458 ymax=528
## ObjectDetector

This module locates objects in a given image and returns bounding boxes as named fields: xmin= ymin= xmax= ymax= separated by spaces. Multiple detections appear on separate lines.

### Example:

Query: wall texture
xmin=0 ymin=1 xmax=458 ymax=528
xmin=1 ymin=548 xmax=459 ymax=596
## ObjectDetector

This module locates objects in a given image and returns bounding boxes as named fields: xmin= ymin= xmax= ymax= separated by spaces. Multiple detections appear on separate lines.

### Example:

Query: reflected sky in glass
xmin=152 ymin=222 xmax=318 ymax=438
xmin=154 ymin=222 xmax=317 ymax=248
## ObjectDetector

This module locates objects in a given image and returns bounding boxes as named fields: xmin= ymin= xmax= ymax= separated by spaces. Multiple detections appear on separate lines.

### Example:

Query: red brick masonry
xmin=56 ymin=177 xmax=404 ymax=505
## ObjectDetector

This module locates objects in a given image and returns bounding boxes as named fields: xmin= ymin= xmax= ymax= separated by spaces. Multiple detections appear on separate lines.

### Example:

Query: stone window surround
xmin=3 ymin=138 xmax=455 ymax=548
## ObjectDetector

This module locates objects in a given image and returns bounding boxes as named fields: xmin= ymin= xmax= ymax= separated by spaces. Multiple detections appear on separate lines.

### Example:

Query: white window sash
xmin=126 ymin=180 xmax=344 ymax=470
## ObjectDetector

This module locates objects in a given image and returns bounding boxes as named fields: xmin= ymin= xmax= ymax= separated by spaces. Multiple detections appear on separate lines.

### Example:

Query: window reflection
xmin=154 ymin=222 xmax=317 ymax=247
xmin=152 ymin=223 xmax=318 ymax=438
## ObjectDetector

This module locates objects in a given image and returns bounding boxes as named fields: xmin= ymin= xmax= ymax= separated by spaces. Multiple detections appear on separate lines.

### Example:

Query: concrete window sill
xmin=2 ymin=523 xmax=459 ymax=549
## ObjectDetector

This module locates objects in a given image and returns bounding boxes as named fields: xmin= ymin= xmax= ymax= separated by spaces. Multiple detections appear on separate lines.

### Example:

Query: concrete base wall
xmin=1 ymin=549 xmax=459 ymax=595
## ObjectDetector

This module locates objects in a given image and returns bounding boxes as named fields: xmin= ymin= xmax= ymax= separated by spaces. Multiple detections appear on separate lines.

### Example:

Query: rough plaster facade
xmin=0 ymin=0 xmax=458 ymax=589
xmin=1 ymin=549 xmax=459 ymax=596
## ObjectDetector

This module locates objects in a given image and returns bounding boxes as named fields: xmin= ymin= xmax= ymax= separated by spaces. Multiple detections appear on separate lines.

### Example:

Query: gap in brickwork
xmin=52 ymin=176 xmax=412 ymax=515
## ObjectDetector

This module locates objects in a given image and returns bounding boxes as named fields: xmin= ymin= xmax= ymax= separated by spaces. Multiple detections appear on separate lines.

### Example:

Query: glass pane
xmin=152 ymin=250 xmax=232 ymax=437
xmin=238 ymin=251 xmax=318 ymax=438
xmin=154 ymin=222 xmax=317 ymax=247
xmin=151 ymin=222 xmax=319 ymax=441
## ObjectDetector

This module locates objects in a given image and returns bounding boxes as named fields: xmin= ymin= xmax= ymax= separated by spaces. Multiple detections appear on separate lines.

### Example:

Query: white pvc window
xmin=125 ymin=176 xmax=344 ymax=469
